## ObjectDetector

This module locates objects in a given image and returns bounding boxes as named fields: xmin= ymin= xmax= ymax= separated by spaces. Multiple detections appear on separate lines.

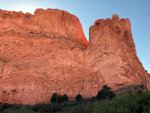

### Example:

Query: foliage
xmin=51 ymin=93 xmax=69 ymax=104
xmin=63 ymin=94 xmax=69 ymax=102
xmin=92 ymin=91 xmax=150 ymax=113
xmin=1 ymin=85 xmax=150 ymax=113
xmin=51 ymin=93 xmax=58 ymax=103
xmin=56 ymin=94 xmax=69 ymax=103
xmin=96 ymin=85 xmax=116 ymax=100
xmin=75 ymin=94 xmax=83 ymax=102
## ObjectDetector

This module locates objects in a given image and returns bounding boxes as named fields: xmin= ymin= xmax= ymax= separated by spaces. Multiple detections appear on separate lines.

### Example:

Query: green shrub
xmin=0 ymin=103 xmax=13 ymax=113
xmin=96 ymin=85 xmax=115 ymax=100
xmin=0 ymin=85 xmax=150 ymax=113
xmin=32 ymin=104 xmax=44 ymax=112
xmin=51 ymin=93 xmax=69 ymax=104
xmin=75 ymin=94 xmax=83 ymax=102
xmin=63 ymin=94 xmax=69 ymax=102
xmin=56 ymin=95 xmax=65 ymax=104
xmin=60 ymin=102 xmax=93 ymax=113
xmin=56 ymin=94 xmax=68 ymax=103
xmin=51 ymin=93 xmax=58 ymax=103
xmin=3 ymin=105 xmax=35 ymax=113
xmin=93 ymin=91 xmax=150 ymax=113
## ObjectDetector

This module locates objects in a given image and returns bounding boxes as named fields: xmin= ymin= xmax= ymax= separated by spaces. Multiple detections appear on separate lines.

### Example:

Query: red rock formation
xmin=0 ymin=9 xmax=149 ymax=105
xmin=86 ymin=14 xmax=150 ymax=90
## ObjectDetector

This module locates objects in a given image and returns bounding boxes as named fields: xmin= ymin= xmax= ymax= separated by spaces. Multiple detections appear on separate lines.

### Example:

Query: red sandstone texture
xmin=0 ymin=9 xmax=149 ymax=105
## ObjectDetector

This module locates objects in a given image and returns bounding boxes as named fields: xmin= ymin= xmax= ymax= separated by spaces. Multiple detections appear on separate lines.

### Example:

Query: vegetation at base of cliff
xmin=0 ymin=85 xmax=150 ymax=113
xmin=75 ymin=94 xmax=83 ymax=102
xmin=51 ymin=93 xmax=69 ymax=103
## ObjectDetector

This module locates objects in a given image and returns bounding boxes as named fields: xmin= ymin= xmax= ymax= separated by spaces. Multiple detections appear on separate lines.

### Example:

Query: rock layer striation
xmin=0 ymin=9 xmax=149 ymax=104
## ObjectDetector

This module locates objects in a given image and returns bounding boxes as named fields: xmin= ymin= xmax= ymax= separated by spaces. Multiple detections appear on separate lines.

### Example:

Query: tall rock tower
xmin=86 ymin=14 xmax=150 ymax=90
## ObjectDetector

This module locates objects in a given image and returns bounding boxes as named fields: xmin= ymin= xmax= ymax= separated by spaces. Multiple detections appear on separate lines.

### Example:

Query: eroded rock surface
xmin=0 ymin=9 xmax=149 ymax=104
xmin=86 ymin=15 xmax=150 ymax=90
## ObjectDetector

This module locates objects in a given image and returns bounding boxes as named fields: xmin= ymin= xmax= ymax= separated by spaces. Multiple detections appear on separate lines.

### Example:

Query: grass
xmin=0 ymin=91 xmax=150 ymax=113
xmin=0 ymin=84 xmax=150 ymax=113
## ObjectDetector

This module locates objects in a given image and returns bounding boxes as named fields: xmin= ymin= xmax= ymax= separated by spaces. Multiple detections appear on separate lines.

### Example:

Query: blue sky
xmin=0 ymin=0 xmax=150 ymax=73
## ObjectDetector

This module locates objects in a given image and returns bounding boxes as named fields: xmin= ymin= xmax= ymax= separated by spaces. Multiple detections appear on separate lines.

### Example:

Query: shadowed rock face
xmin=0 ymin=9 xmax=149 ymax=105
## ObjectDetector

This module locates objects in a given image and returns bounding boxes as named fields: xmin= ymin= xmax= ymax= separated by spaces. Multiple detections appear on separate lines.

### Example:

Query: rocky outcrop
xmin=0 ymin=9 xmax=149 ymax=105
xmin=86 ymin=14 xmax=150 ymax=90
xmin=114 ymin=84 xmax=147 ymax=95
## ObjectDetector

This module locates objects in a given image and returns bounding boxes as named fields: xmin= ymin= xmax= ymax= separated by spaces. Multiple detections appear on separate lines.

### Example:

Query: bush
xmin=1 ymin=85 xmax=149 ymax=113
xmin=93 ymin=91 xmax=150 ymax=113
xmin=32 ymin=104 xmax=44 ymax=112
xmin=51 ymin=93 xmax=58 ymax=103
xmin=96 ymin=85 xmax=115 ymax=100
xmin=51 ymin=93 xmax=69 ymax=104
xmin=0 ymin=103 xmax=13 ymax=112
xmin=75 ymin=94 xmax=83 ymax=102
xmin=63 ymin=94 xmax=69 ymax=102
xmin=56 ymin=94 xmax=69 ymax=103
xmin=56 ymin=95 xmax=64 ymax=103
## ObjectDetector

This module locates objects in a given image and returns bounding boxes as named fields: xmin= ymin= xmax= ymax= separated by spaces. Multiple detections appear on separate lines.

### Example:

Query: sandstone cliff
xmin=86 ymin=15 xmax=150 ymax=90
xmin=0 ymin=9 xmax=149 ymax=104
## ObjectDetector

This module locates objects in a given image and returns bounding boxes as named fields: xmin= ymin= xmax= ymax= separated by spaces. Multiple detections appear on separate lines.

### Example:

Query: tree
xmin=56 ymin=95 xmax=64 ymax=103
xmin=96 ymin=85 xmax=115 ymax=100
xmin=75 ymin=94 xmax=83 ymax=102
xmin=63 ymin=94 xmax=69 ymax=102
xmin=51 ymin=93 xmax=69 ymax=103
xmin=56 ymin=94 xmax=69 ymax=103
xmin=51 ymin=93 xmax=57 ymax=103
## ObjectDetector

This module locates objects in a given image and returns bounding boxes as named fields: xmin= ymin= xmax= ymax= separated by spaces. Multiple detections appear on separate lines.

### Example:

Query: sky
xmin=0 ymin=0 xmax=150 ymax=73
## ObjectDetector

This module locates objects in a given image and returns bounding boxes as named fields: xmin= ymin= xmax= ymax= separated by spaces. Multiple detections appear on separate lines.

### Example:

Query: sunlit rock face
xmin=86 ymin=15 xmax=150 ymax=91
xmin=0 ymin=9 xmax=149 ymax=105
